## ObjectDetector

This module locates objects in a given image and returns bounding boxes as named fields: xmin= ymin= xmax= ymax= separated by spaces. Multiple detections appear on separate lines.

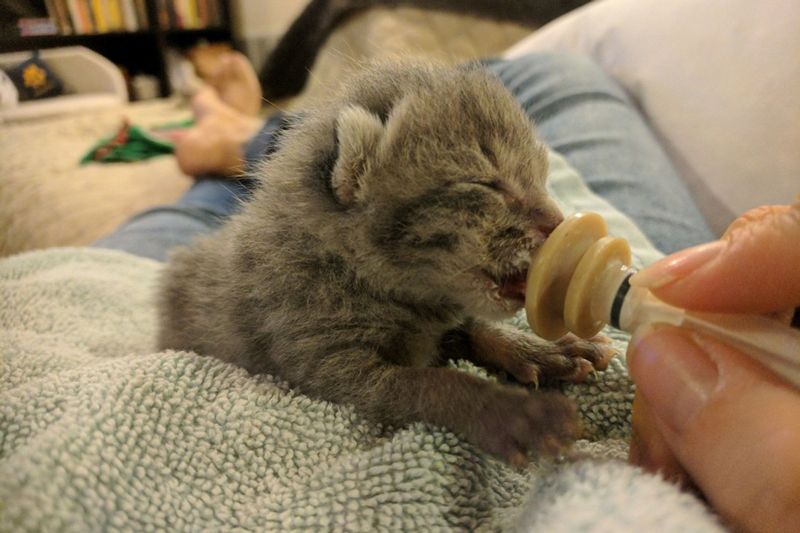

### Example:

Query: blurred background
xmin=0 ymin=0 xmax=796 ymax=259
xmin=0 ymin=0 xmax=306 ymax=100
xmin=0 ymin=0 xmax=534 ymax=257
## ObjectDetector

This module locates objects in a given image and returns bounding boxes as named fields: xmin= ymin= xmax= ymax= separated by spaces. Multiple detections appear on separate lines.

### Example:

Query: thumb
xmin=627 ymin=326 xmax=800 ymax=533
xmin=631 ymin=201 xmax=800 ymax=314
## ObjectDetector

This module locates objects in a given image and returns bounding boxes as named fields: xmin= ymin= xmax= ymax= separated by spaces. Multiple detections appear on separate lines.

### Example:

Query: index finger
xmin=634 ymin=201 xmax=800 ymax=314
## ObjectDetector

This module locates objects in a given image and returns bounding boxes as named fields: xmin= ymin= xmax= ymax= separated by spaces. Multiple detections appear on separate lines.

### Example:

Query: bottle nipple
xmin=526 ymin=213 xmax=800 ymax=388
xmin=526 ymin=212 xmax=634 ymax=340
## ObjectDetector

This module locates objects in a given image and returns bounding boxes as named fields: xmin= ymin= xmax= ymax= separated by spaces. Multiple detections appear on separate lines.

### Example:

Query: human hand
xmin=625 ymin=200 xmax=800 ymax=532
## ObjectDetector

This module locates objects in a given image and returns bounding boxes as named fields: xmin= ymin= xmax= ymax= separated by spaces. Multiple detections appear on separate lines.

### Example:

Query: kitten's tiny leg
xmin=307 ymin=350 xmax=578 ymax=465
xmin=446 ymin=320 xmax=616 ymax=386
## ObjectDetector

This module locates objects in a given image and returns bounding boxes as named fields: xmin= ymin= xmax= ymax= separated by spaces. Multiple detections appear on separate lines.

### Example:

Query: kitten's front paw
xmin=550 ymin=333 xmax=616 ymax=380
xmin=501 ymin=331 xmax=615 ymax=386
xmin=470 ymin=386 xmax=578 ymax=466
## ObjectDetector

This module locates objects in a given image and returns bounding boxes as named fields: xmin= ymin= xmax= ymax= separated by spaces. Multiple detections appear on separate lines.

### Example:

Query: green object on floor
xmin=81 ymin=119 xmax=193 ymax=164
xmin=150 ymin=118 xmax=194 ymax=131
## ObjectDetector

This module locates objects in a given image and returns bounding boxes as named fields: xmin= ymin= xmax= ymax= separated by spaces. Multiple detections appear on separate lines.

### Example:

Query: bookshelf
xmin=0 ymin=0 xmax=233 ymax=98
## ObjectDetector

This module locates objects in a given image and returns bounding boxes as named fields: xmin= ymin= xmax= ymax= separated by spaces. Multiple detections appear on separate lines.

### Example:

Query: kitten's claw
xmin=529 ymin=372 xmax=539 ymax=390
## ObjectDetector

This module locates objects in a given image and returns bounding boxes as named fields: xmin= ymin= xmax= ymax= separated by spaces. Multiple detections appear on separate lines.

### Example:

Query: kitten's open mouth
xmin=482 ymin=267 xmax=528 ymax=303
xmin=498 ymin=268 xmax=528 ymax=303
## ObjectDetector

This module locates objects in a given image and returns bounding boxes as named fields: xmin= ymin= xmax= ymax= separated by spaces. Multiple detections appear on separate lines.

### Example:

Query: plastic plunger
xmin=525 ymin=212 xmax=800 ymax=389
xmin=526 ymin=212 xmax=633 ymax=340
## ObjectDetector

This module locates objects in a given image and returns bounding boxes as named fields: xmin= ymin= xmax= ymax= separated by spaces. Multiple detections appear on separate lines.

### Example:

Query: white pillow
xmin=504 ymin=0 xmax=800 ymax=235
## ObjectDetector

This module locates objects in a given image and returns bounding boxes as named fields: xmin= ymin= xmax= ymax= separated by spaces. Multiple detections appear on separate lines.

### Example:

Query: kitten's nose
xmin=536 ymin=208 xmax=564 ymax=238
xmin=537 ymin=220 xmax=560 ymax=238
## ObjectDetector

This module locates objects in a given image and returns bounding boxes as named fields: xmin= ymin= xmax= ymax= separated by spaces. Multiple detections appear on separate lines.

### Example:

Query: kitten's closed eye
xmin=463 ymin=178 xmax=512 ymax=199
xmin=462 ymin=178 xmax=503 ymax=190
xmin=473 ymin=179 xmax=504 ymax=192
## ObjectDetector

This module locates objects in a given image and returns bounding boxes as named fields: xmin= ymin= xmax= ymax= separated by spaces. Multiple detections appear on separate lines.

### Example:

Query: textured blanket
xmin=0 ymin=153 xmax=722 ymax=531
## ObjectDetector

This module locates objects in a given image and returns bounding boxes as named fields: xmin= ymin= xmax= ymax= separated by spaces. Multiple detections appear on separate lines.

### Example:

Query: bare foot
xmin=208 ymin=51 xmax=262 ymax=117
xmin=171 ymin=87 xmax=263 ymax=177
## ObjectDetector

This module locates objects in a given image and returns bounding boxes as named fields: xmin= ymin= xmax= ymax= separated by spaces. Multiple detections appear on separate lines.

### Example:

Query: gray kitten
xmin=159 ymin=61 xmax=611 ymax=464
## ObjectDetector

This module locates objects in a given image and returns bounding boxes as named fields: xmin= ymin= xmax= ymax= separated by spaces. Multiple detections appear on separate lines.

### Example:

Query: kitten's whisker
xmin=325 ymin=45 xmax=360 ymax=67
xmin=259 ymin=95 xmax=290 ymax=114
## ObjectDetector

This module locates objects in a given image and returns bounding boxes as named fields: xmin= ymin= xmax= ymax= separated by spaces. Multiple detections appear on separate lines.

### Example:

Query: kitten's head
xmin=273 ymin=62 xmax=563 ymax=320
xmin=258 ymin=63 xmax=562 ymax=318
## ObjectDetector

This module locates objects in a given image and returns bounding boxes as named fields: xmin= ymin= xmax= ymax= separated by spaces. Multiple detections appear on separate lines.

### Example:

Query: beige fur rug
xmin=0 ymin=99 xmax=192 ymax=256
xmin=0 ymin=8 xmax=532 ymax=257
xmin=288 ymin=8 xmax=532 ymax=110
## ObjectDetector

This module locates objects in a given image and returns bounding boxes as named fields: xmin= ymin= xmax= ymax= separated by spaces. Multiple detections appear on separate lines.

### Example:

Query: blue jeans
xmin=92 ymin=114 xmax=288 ymax=261
xmin=94 ymin=53 xmax=713 ymax=260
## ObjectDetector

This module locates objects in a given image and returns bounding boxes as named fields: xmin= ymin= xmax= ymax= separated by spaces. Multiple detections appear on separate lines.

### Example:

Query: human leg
xmin=92 ymin=49 xmax=296 ymax=262
xmin=484 ymin=53 xmax=714 ymax=253
xmin=93 ymin=112 xmax=288 ymax=262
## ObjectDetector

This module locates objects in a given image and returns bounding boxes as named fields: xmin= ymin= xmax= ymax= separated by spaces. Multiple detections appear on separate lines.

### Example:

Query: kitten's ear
xmin=331 ymin=105 xmax=385 ymax=205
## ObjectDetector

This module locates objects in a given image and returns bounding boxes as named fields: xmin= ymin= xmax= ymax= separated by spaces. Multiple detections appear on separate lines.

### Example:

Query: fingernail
xmin=627 ymin=327 xmax=718 ymax=434
xmin=631 ymin=241 xmax=725 ymax=289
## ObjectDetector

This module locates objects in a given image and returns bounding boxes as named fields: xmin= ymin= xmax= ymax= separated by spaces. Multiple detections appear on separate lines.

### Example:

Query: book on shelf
xmin=44 ymin=0 xmax=148 ymax=35
xmin=44 ymin=0 xmax=73 ymax=34
xmin=16 ymin=0 xmax=225 ymax=38
xmin=16 ymin=17 xmax=59 ymax=37
xmin=134 ymin=0 xmax=150 ymax=30
xmin=155 ymin=0 xmax=225 ymax=30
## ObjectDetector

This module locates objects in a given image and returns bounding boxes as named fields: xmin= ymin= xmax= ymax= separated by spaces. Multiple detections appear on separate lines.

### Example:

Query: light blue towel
xmin=0 ymin=153 xmax=722 ymax=531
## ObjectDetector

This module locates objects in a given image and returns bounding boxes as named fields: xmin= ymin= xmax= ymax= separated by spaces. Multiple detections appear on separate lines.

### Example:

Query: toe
xmin=567 ymin=359 xmax=594 ymax=382
xmin=510 ymin=360 xmax=541 ymax=387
